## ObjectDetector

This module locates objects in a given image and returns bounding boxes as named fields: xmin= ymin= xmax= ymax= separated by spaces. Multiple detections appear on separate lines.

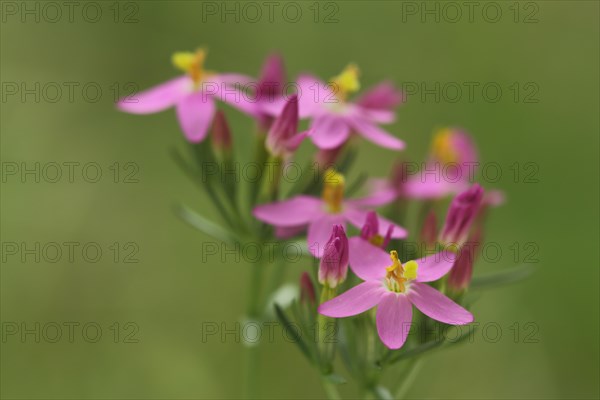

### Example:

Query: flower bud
xmin=318 ymin=225 xmax=349 ymax=288
xmin=420 ymin=210 xmax=438 ymax=247
xmin=439 ymin=184 xmax=484 ymax=247
xmin=256 ymin=54 xmax=286 ymax=131
xmin=299 ymin=272 xmax=316 ymax=305
xmin=447 ymin=246 xmax=474 ymax=292
xmin=211 ymin=110 xmax=232 ymax=152
xmin=265 ymin=95 xmax=307 ymax=158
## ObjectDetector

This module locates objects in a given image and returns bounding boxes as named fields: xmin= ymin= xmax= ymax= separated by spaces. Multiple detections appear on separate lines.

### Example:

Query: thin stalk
xmin=243 ymin=262 xmax=264 ymax=398
xmin=393 ymin=358 xmax=424 ymax=399
xmin=320 ymin=375 xmax=342 ymax=400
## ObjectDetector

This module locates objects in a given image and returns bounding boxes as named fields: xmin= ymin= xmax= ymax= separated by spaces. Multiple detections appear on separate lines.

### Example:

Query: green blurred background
xmin=1 ymin=1 xmax=598 ymax=398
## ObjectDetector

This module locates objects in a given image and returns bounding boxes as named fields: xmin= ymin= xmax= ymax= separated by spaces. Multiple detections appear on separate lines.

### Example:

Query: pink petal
xmin=376 ymin=293 xmax=413 ymax=349
xmin=253 ymin=196 xmax=322 ymax=227
xmin=344 ymin=208 xmax=407 ymax=239
xmin=318 ymin=281 xmax=387 ymax=318
xmin=348 ymin=237 xmax=388 ymax=281
xmin=217 ymin=73 xmax=254 ymax=86
xmin=360 ymin=108 xmax=396 ymax=124
xmin=175 ymin=92 xmax=216 ymax=142
xmin=414 ymin=250 xmax=457 ymax=282
xmin=296 ymin=74 xmax=335 ymax=118
xmin=310 ymin=115 xmax=350 ymax=149
xmin=349 ymin=179 xmax=398 ymax=207
xmin=275 ymin=225 xmax=306 ymax=239
xmin=403 ymin=175 xmax=469 ymax=200
xmin=350 ymin=117 xmax=405 ymax=150
xmin=307 ymin=214 xmax=346 ymax=257
xmin=356 ymin=81 xmax=404 ymax=111
xmin=408 ymin=282 xmax=473 ymax=325
xmin=117 ymin=76 xmax=189 ymax=114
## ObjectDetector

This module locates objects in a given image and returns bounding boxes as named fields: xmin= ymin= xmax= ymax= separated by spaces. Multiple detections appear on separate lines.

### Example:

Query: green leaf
xmin=371 ymin=385 xmax=393 ymax=400
xmin=176 ymin=204 xmax=240 ymax=244
xmin=323 ymin=373 xmax=347 ymax=384
xmin=386 ymin=325 xmax=475 ymax=364
xmin=470 ymin=264 xmax=536 ymax=290
xmin=274 ymin=304 xmax=313 ymax=362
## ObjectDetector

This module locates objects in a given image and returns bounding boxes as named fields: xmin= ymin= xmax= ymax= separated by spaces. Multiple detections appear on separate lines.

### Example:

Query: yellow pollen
xmin=322 ymin=168 xmax=345 ymax=213
xmin=330 ymin=64 xmax=360 ymax=102
xmin=369 ymin=234 xmax=384 ymax=247
xmin=431 ymin=128 xmax=458 ymax=165
xmin=385 ymin=251 xmax=418 ymax=293
xmin=172 ymin=48 xmax=209 ymax=85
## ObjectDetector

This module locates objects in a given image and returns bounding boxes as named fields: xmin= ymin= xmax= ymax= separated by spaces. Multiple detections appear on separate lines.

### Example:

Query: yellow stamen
xmin=431 ymin=128 xmax=458 ymax=165
xmin=330 ymin=64 xmax=360 ymax=102
xmin=172 ymin=48 xmax=208 ymax=85
xmin=369 ymin=234 xmax=384 ymax=247
xmin=385 ymin=251 xmax=418 ymax=293
xmin=322 ymin=168 xmax=345 ymax=213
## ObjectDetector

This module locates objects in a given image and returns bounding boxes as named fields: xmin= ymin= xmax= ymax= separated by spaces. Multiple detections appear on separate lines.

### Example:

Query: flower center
xmin=330 ymin=64 xmax=360 ymax=102
xmin=172 ymin=48 xmax=212 ymax=87
xmin=431 ymin=129 xmax=458 ymax=165
xmin=322 ymin=168 xmax=345 ymax=213
xmin=369 ymin=234 xmax=384 ymax=247
xmin=385 ymin=250 xmax=418 ymax=293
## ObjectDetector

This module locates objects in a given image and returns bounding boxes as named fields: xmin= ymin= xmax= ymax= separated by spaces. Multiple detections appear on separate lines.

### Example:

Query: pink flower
xmin=253 ymin=169 xmax=407 ymax=257
xmin=318 ymin=225 xmax=349 ymax=288
xmin=403 ymin=128 xmax=478 ymax=199
xmin=265 ymin=95 xmax=309 ymax=158
xmin=319 ymin=247 xmax=472 ymax=349
xmin=117 ymin=48 xmax=252 ymax=143
xmin=264 ymin=65 xmax=405 ymax=150
xmin=439 ymin=184 xmax=484 ymax=247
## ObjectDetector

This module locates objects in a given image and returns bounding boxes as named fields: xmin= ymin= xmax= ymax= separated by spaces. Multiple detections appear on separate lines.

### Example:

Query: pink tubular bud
xmin=439 ymin=184 xmax=484 ymax=247
xmin=447 ymin=246 xmax=474 ymax=292
xmin=318 ymin=225 xmax=349 ymax=288
xmin=265 ymin=95 xmax=307 ymax=158
xmin=211 ymin=110 xmax=232 ymax=151
xmin=299 ymin=272 xmax=316 ymax=305
xmin=420 ymin=210 xmax=438 ymax=247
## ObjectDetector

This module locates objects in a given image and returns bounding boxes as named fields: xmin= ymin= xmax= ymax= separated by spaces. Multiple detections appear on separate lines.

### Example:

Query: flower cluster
xmin=119 ymin=49 xmax=518 ymax=398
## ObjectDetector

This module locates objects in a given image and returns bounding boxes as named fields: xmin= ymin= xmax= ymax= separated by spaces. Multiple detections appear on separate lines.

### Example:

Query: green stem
xmin=393 ymin=358 xmax=424 ymax=399
xmin=320 ymin=375 xmax=342 ymax=400
xmin=243 ymin=263 xmax=264 ymax=398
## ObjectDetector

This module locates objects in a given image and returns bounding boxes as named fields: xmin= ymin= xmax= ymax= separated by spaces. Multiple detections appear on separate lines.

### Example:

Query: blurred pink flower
xmin=263 ymin=65 xmax=405 ymax=150
xmin=117 ymin=49 xmax=251 ymax=142
xmin=254 ymin=170 xmax=406 ymax=257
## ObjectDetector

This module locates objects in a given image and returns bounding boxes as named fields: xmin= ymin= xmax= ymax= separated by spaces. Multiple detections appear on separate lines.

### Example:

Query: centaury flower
xmin=117 ymin=48 xmax=251 ymax=142
xmin=404 ymin=128 xmax=478 ymax=199
xmin=264 ymin=64 xmax=405 ymax=150
xmin=253 ymin=169 xmax=407 ymax=256
xmin=319 ymin=248 xmax=471 ymax=349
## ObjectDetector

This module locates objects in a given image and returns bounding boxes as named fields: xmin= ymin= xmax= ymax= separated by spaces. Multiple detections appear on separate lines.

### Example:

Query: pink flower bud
xmin=211 ymin=110 xmax=232 ymax=151
xmin=447 ymin=246 xmax=474 ymax=292
xmin=265 ymin=95 xmax=308 ymax=158
xmin=439 ymin=184 xmax=484 ymax=247
xmin=299 ymin=272 xmax=316 ymax=305
xmin=420 ymin=210 xmax=438 ymax=247
xmin=318 ymin=225 xmax=349 ymax=288
xmin=359 ymin=211 xmax=392 ymax=249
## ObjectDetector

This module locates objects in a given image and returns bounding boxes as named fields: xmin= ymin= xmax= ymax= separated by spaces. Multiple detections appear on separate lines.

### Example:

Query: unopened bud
xmin=318 ymin=225 xmax=349 ymax=288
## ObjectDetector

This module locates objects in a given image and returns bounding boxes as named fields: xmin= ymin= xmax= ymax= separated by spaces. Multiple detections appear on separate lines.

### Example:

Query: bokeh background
xmin=1 ymin=1 xmax=598 ymax=398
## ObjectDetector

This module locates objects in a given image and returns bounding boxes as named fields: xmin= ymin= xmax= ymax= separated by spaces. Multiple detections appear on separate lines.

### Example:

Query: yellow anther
xmin=403 ymin=260 xmax=419 ymax=280
xmin=431 ymin=128 xmax=458 ymax=165
xmin=330 ymin=64 xmax=360 ymax=101
xmin=172 ymin=48 xmax=208 ymax=85
xmin=322 ymin=169 xmax=345 ymax=213
xmin=385 ymin=251 xmax=418 ymax=293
